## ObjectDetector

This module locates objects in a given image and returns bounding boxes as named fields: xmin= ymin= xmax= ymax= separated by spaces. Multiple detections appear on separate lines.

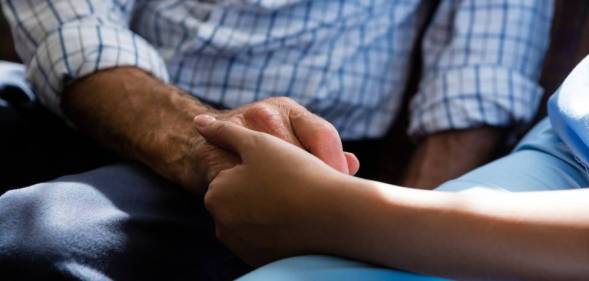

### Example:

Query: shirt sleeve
xmin=408 ymin=0 xmax=553 ymax=139
xmin=0 ymin=61 xmax=33 ymax=102
xmin=1 ymin=0 xmax=170 ymax=117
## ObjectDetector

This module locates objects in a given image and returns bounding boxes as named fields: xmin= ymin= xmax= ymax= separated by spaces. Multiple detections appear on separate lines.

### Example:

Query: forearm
xmin=63 ymin=67 xmax=215 ymax=191
xmin=323 ymin=178 xmax=589 ymax=280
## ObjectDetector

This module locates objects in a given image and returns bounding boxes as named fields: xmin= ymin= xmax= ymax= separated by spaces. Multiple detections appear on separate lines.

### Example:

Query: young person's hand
xmin=194 ymin=115 xmax=358 ymax=265
xmin=209 ymin=97 xmax=360 ymax=182
xmin=194 ymin=116 xmax=589 ymax=281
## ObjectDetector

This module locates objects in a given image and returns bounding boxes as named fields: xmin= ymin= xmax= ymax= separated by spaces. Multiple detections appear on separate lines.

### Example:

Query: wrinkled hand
xmin=195 ymin=115 xmax=351 ymax=266
xmin=199 ymin=97 xmax=359 ymax=184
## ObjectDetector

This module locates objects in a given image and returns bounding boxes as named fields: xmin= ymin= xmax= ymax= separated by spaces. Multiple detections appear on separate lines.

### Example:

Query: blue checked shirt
xmin=2 ymin=0 xmax=553 ymax=140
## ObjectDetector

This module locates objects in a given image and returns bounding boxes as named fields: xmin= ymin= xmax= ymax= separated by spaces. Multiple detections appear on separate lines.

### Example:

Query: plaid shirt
xmin=2 ymin=0 xmax=553 ymax=140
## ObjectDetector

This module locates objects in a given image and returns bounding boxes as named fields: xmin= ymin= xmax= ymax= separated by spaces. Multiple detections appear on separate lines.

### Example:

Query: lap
xmin=0 ymin=163 xmax=250 ymax=281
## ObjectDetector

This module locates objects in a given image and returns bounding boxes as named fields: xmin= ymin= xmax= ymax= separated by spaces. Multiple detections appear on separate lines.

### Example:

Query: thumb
xmin=194 ymin=115 xmax=254 ymax=156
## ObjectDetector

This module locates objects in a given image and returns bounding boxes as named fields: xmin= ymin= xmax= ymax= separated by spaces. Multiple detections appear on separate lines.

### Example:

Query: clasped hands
xmin=194 ymin=97 xmax=360 ymax=266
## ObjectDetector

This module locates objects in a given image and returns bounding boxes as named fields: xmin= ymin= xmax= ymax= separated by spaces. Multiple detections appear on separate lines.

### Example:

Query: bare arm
xmin=63 ymin=68 xmax=358 ymax=194
xmin=329 ymin=178 xmax=589 ymax=280
xmin=63 ymin=67 xmax=218 ymax=191
xmin=4 ymin=0 xmax=357 ymax=194
xmin=195 ymin=116 xmax=589 ymax=280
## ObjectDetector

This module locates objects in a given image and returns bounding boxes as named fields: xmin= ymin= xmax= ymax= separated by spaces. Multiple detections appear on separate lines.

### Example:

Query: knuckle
xmin=315 ymin=121 xmax=339 ymax=141
xmin=226 ymin=114 xmax=246 ymax=126
xmin=272 ymin=96 xmax=296 ymax=106
xmin=320 ymin=121 xmax=339 ymax=135
xmin=245 ymin=104 xmax=289 ymax=138
xmin=248 ymin=102 xmax=269 ymax=113
xmin=244 ymin=103 xmax=277 ymax=123
xmin=236 ymin=132 xmax=264 ymax=151
xmin=248 ymin=132 xmax=269 ymax=148
xmin=215 ymin=122 xmax=230 ymax=135
xmin=206 ymin=121 xmax=228 ymax=138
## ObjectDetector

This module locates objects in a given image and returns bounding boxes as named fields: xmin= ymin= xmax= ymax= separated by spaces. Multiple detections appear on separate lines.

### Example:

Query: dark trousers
xmin=0 ymin=102 xmax=411 ymax=281
xmin=0 ymin=103 xmax=251 ymax=280
xmin=0 ymin=103 xmax=116 ymax=192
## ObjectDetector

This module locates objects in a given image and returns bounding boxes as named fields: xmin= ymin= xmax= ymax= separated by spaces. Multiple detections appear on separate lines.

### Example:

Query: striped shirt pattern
xmin=1 ymin=0 xmax=553 ymax=140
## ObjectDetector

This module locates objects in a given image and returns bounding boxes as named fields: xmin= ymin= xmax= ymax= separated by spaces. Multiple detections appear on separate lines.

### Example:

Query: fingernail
xmin=194 ymin=115 xmax=216 ymax=128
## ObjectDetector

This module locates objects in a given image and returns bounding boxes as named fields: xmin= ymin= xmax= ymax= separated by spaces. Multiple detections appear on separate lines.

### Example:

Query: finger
xmin=242 ymin=103 xmax=303 ymax=147
xmin=290 ymin=111 xmax=349 ymax=174
xmin=345 ymin=152 xmax=360 ymax=175
xmin=194 ymin=115 xmax=255 ymax=155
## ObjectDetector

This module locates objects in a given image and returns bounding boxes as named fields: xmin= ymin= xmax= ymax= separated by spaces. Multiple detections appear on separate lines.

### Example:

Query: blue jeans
xmin=238 ymin=118 xmax=589 ymax=281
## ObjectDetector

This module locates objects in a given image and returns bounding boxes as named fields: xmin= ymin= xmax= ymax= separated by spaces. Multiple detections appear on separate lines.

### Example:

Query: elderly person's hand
xmin=63 ymin=68 xmax=358 ymax=193
xmin=205 ymin=97 xmax=360 ymax=183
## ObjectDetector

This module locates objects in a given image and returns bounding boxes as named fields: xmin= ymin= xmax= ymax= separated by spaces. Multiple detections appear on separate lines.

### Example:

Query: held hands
xmin=196 ymin=97 xmax=359 ymax=186
xmin=61 ymin=68 xmax=356 ymax=193
xmin=195 ymin=115 xmax=353 ymax=266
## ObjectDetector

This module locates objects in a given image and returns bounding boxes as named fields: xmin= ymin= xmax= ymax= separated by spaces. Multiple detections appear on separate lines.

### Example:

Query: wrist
xmin=63 ymin=67 xmax=218 ymax=191
xmin=138 ymin=87 xmax=221 ymax=190
xmin=322 ymin=180 xmax=457 ymax=269
xmin=303 ymin=175 xmax=382 ymax=254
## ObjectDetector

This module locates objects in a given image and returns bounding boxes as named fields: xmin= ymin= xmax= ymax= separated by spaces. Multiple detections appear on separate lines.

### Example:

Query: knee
xmin=0 ymin=182 xmax=125 ymax=268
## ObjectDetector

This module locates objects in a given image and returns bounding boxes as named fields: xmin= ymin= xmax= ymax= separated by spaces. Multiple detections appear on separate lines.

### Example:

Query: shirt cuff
xmin=0 ymin=61 xmax=34 ymax=102
xmin=26 ymin=23 xmax=170 ymax=118
xmin=408 ymin=66 xmax=544 ymax=139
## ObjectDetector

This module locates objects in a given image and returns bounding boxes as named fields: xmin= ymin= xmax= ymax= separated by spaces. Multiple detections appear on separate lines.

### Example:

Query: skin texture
xmin=402 ymin=127 xmax=504 ymax=189
xmin=196 ymin=115 xmax=589 ymax=281
xmin=61 ymin=66 xmax=503 ymax=193
xmin=62 ymin=67 xmax=358 ymax=193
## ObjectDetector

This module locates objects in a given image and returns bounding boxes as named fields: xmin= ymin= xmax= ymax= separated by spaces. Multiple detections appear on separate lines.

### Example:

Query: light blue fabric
xmin=547 ymin=55 xmax=589 ymax=175
xmin=238 ymin=256 xmax=448 ymax=281
xmin=437 ymin=118 xmax=589 ymax=193
xmin=240 ymin=118 xmax=589 ymax=281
